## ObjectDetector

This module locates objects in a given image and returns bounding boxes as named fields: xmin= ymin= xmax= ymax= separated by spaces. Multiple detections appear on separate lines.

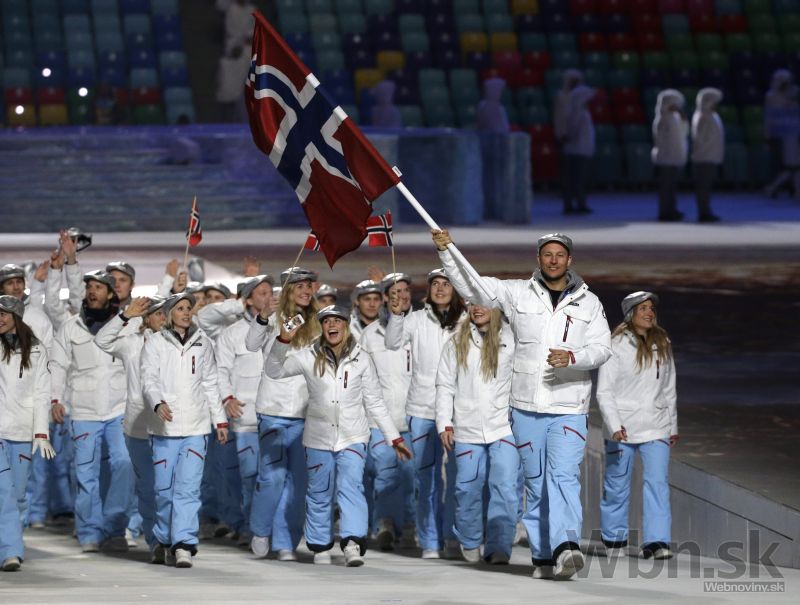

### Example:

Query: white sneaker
xmin=532 ymin=564 xmax=554 ymax=579
xmin=175 ymin=548 xmax=192 ymax=568
xmin=1 ymin=557 xmax=21 ymax=572
xmin=29 ymin=521 xmax=46 ymax=529
xmin=554 ymin=549 xmax=584 ymax=580
xmin=277 ymin=549 xmax=297 ymax=562
xmin=343 ymin=542 xmax=364 ymax=567
xmin=150 ymin=544 xmax=166 ymax=564
xmin=165 ymin=549 xmax=176 ymax=566
xmin=513 ymin=521 xmax=527 ymax=546
xmin=313 ymin=550 xmax=332 ymax=565
xmin=81 ymin=542 xmax=100 ymax=553
xmin=489 ymin=551 xmax=510 ymax=565
xmin=400 ymin=525 xmax=418 ymax=549
xmin=376 ymin=518 xmax=395 ymax=551
xmin=421 ymin=549 xmax=440 ymax=559
xmin=125 ymin=528 xmax=138 ymax=548
xmin=444 ymin=539 xmax=461 ymax=559
xmin=250 ymin=535 xmax=270 ymax=558
xmin=104 ymin=535 xmax=129 ymax=552
xmin=460 ymin=544 xmax=481 ymax=564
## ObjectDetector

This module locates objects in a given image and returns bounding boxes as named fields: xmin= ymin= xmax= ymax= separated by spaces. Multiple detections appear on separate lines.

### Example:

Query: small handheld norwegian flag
xmin=304 ymin=231 xmax=320 ymax=251
xmin=186 ymin=197 xmax=202 ymax=247
xmin=366 ymin=212 xmax=393 ymax=247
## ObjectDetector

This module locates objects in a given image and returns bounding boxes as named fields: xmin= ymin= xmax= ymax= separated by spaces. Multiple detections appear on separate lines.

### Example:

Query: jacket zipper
xmin=343 ymin=370 xmax=348 ymax=388
xmin=562 ymin=315 xmax=573 ymax=342
xmin=656 ymin=359 xmax=660 ymax=380
xmin=192 ymin=355 xmax=196 ymax=374
xmin=406 ymin=350 xmax=410 ymax=372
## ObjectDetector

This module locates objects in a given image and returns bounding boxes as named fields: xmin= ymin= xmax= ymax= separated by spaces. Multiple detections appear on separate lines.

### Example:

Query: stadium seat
xmin=365 ymin=0 xmax=395 ymax=16
xmin=7 ymin=104 xmax=38 ymax=127
xmin=624 ymin=143 xmax=655 ymax=184
xmin=339 ymin=13 xmax=367 ymax=34
xmin=166 ymin=102 xmax=195 ymax=124
xmin=520 ymin=33 xmax=548 ymax=52
xmin=132 ymin=103 xmax=166 ymax=124
xmin=39 ymin=103 xmax=69 ymax=126
xmin=593 ymin=142 xmax=623 ymax=186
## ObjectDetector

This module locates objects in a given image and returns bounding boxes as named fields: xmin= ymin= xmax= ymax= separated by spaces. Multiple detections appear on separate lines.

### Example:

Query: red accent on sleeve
xmin=445 ymin=426 xmax=454 ymax=432
xmin=567 ymin=351 xmax=576 ymax=365
xmin=50 ymin=399 xmax=59 ymax=405
xmin=34 ymin=434 xmax=48 ymax=439
xmin=222 ymin=395 xmax=234 ymax=404
xmin=276 ymin=335 xmax=291 ymax=344
xmin=217 ymin=423 xmax=230 ymax=429
xmin=391 ymin=437 xmax=405 ymax=446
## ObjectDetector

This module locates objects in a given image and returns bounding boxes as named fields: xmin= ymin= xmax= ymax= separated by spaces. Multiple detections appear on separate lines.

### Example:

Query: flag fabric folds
xmin=244 ymin=10 xmax=400 ymax=267
xmin=186 ymin=198 xmax=202 ymax=247
xmin=367 ymin=212 xmax=393 ymax=247
xmin=304 ymin=231 xmax=321 ymax=251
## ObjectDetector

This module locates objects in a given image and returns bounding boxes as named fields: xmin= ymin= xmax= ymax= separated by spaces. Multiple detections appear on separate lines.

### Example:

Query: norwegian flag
xmin=186 ymin=197 xmax=202 ymax=247
xmin=245 ymin=11 xmax=400 ymax=267
xmin=304 ymin=231 xmax=320 ymax=251
xmin=366 ymin=212 xmax=393 ymax=247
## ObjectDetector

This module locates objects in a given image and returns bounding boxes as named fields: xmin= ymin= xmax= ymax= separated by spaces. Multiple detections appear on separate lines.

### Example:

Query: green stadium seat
xmin=456 ymin=14 xmax=485 ymax=33
xmin=553 ymin=50 xmax=581 ymax=69
xmin=695 ymin=34 xmax=723 ymax=53
xmin=520 ymin=33 xmax=547 ymax=52
xmin=717 ymin=105 xmax=740 ymax=125
xmin=519 ymin=103 xmax=549 ymax=126
xmin=151 ymin=0 xmax=179 ymax=15
xmin=123 ymin=14 xmax=151 ymax=36
xmin=401 ymin=31 xmax=429 ymax=53
xmin=662 ymin=14 xmax=689 ymax=35
xmin=671 ymin=50 xmax=699 ymax=70
xmin=782 ymin=32 xmax=800 ymax=51
xmin=133 ymin=104 xmax=166 ymax=125
xmin=399 ymin=14 xmax=426 ymax=33
xmin=642 ymin=52 xmax=670 ymax=70
xmin=666 ymin=34 xmax=694 ymax=52
xmin=613 ymin=52 xmax=639 ymax=70
xmin=742 ymin=105 xmax=763 ymax=125
xmin=582 ymin=68 xmax=606 ymax=88
xmin=485 ymin=14 xmax=514 ymax=34
xmin=724 ymin=123 xmax=744 ymax=143
xmin=584 ymin=51 xmax=610 ymax=70
xmin=68 ymin=49 xmax=96 ymax=68
xmin=779 ymin=14 xmax=800 ymax=35
xmin=364 ymin=0 xmax=394 ymax=16
xmin=749 ymin=14 xmax=777 ymax=33
xmin=33 ymin=14 xmax=61 ymax=35
xmin=276 ymin=0 xmax=305 ymax=13
xmin=743 ymin=0 xmax=771 ymax=14
xmin=317 ymin=50 xmax=345 ymax=72
xmin=593 ymin=142 xmax=623 ymax=186
xmin=744 ymin=121 xmax=765 ymax=144
xmin=548 ymin=33 xmax=576 ymax=52
xmin=450 ymin=68 xmax=479 ymax=91
xmin=625 ymin=143 xmax=655 ymax=184
xmin=595 ymin=124 xmax=618 ymax=144
xmin=312 ymin=31 xmax=342 ymax=52
xmin=166 ymin=103 xmax=195 ymax=124
xmin=280 ymin=13 xmax=309 ymax=34
xmin=606 ymin=67 xmax=637 ymax=88
xmin=515 ymin=86 xmax=546 ymax=110
xmin=306 ymin=0 xmax=334 ymax=11
xmin=722 ymin=142 xmax=751 ymax=185
xmin=334 ymin=0 xmax=363 ymax=15
xmin=424 ymin=103 xmax=456 ymax=128
xmin=725 ymin=33 xmax=752 ymax=52
xmin=64 ymin=15 xmax=91 ymax=33
xmin=399 ymin=104 xmax=424 ymax=127
xmin=454 ymin=0 xmax=481 ymax=12
xmin=621 ymin=124 xmax=650 ymax=143
xmin=419 ymin=69 xmax=447 ymax=89
xmin=483 ymin=0 xmax=510 ymax=13
xmin=753 ymin=32 xmax=781 ymax=52
xmin=65 ymin=31 xmax=94 ymax=52
xmin=455 ymin=101 xmax=477 ymax=127
xmin=309 ymin=14 xmax=338 ymax=32
xmin=338 ymin=13 xmax=366 ymax=34
xmin=700 ymin=51 xmax=728 ymax=70
xmin=748 ymin=143 xmax=772 ymax=184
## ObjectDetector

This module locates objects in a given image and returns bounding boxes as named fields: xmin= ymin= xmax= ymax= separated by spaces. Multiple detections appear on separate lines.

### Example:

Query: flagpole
xmin=394 ymin=180 xmax=496 ymax=302
xmin=287 ymin=235 xmax=308 ymax=282
xmin=182 ymin=196 xmax=196 ymax=273
xmin=391 ymin=245 xmax=397 ymax=282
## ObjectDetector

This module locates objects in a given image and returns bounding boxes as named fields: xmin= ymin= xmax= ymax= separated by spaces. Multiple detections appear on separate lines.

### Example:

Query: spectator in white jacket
xmin=652 ymin=89 xmax=688 ymax=222
xmin=560 ymin=85 xmax=596 ymax=215
xmin=49 ymin=271 xmax=133 ymax=553
xmin=0 ymin=296 xmax=55 ymax=572
xmin=385 ymin=268 xmax=466 ymax=560
xmin=431 ymin=230 xmax=611 ymax=580
xmin=764 ymin=69 xmax=800 ymax=198
xmin=436 ymin=305 xmax=518 ymax=565
xmin=140 ymin=292 xmax=229 ymax=569
xmin=597 ymin=292 xmax=677 ymax=561
xmin=246 ymin=267 xmax=319 ymax=561
xmin=691 ymin=88 xmax=724 ymax=223
xmin=266 ymin=304 xmax=412 ymax=567
xmin=94 ymin=296 xmax=167 ymax=562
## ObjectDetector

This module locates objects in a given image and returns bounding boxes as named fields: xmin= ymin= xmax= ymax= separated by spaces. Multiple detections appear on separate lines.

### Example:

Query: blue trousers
xmin=235 ymin=430 xmax=259 ymax=536
xmin=27 ymin=419 xmax=75 ymax=523
xmin=408 ymin=416 xmax=457 ymax=551
xmin=126 ymin=436 xmax=156 ymax=548
xmin=368 ymin=428 xmax=414 ymax=532
xmin=452 ymin=436 xmax=519 ymax=558
xmin=210 ymin=437 xmax=244 ymax=532
xmin=601 ymin=439 xmax=672 ymax=545
xmin=249 ymin=415 xmax=305 ymax=551
xmin=72 ymin=416 xmax=133 ymax=545
xmin=512 ymin=410 xmax=587 ymax=562
xmin=0 ymin=440 xmax=32 ymax=561
xmin=152 ymin=434 xmax=208 ymax=551
xmin=305 ymin=444 xmax=368 ymax=550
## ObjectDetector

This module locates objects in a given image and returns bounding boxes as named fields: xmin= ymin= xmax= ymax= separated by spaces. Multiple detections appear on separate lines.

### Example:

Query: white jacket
xmin=384 ymin=305 xmax=463 ymax=420
xmin=216 ymin=314 xmax=260 ymax=432
xmin=652 ymin=89 xmax=689 ymax=167
xmin=22 ymin=298 xmax=53 ymax=354
xmin=0 ymin=338 xmax=50 ymax=441
xmin=691 ymin=88 xmax=725 ymax=164
xmin=439 ymin=249 xmax=611 ymax=414
xmin=245 ymin=317 xmax=308 ymax=419
xmin=359 ymin=320 xmax=411 ymax=432
xmin=94 ymin=314 xmax=155 ymax=439
xmin=140 ymin=326 xmax=226 ymax=437
xmin=562 ymin=85 xmax=596 ymax=157
xmin=265 ymin=338 xmax=400 ymax=451
xmin=597 ymin=330 xmax=678 ymax=443
xmin=197 ymin=298 xmax=244 ymax=341
xmin=435 ymin=323 xmax=515 ymax=444
xmin=50 ymin=313 xmax=127 ymax=421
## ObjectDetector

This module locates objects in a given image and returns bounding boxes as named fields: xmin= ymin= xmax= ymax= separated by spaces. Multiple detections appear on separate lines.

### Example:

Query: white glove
xmin=32 ymin=438 xmax=56 ymax=460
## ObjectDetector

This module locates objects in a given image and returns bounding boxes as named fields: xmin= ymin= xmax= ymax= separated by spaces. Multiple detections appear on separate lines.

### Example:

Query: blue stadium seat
xmin=119 ymin=0 xmax=151 ymax=14
xmin=160 ymin=65 xmax=188 ymax=86
xmin=62 ymin=0 xmax=90 ymax=14
xmin=91 ymin=0 xmax=121 ymax=15
xmin=68 ymin=65 xmax=97 ymax=87
xmin=37 ymin=50 xmax=67 ymax=70
xmin=129 ymin=66 xmax=159 ymax=87
xmin=123 ymin=14 xmax=152 ymax=35
xmin=98 ymin=64 xmax=127 ymax=86
xmin=128 ymin=47 xmax=157 ymax=68
xmin=96 ymin=31 xmax=126 ymax=53
xmin=155 ymin=28 xmax=183 ymax=51
xmin=64 ymin=15 xmax=92 ymax=33
xmin=166 ymin=102 xmax=195 ymax=124
xmin=164 ymin=86 xmax=192 ymax=105
xmin=68 ymin=49 xmax=97 ymax=69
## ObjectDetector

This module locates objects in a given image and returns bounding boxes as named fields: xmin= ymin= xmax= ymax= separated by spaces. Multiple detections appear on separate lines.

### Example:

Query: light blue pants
xmin=408 ymin=416 xmax=457 ymax=551
xmin=249 ymin=414 xmax=305 ymax=551
xmin=126 ymin=436 xmax=155 ymax=548
xmin=235 ymin=430 xmax=259 ymax=536
xmin=368 ymin=428 xmax=414 ymax=533
xmin=152 ymin=434 xmax=208 ymax=552
xmin=210 ymin=437 xmax=244 ymax=532
xmin=305 ymin=444 xmax=368 ymax=552
xmin=27 ymin=419 xmax=75 ymax=523
xmin=511 ymin=410 xmax=587 ymax=563
xmin=600 ymin=439 xmax=672 ymax=546
xmin=72 ymin=416 xmax=133 ymax=545
xmin=0 ymin=440 xmax=32 ymax=561
xmin=452 ymin=436 xmax=519 ymax=558
xmin=27 ymin=449 xmax=47 ymax=525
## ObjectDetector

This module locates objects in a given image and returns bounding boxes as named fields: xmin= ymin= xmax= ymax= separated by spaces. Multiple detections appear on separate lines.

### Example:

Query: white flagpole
xmin=182 ymin=196 xmax=196 ymax=274
xmin=393 ymin=179 xmax=496 ymax=302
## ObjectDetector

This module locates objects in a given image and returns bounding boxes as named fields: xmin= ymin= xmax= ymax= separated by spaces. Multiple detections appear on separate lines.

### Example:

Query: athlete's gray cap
xmin=0 ymin=264 xmax=25 ymax=286
xmin=353 ymin=279 xmax=382 ymax=299
xmin=317 ymin=304 xmax=349 ymax=322
xmin=146 ymin=295 xmax=168 ymax=315
xmin=427 ymin=268 xmax=450 ymax=283
xmin=380 ymin=272 xmax=411 ymax=291
xmin=66 ymin=227 xmax=92 ymax=251
xmin=203 ymin=282 xmax=232 ymax=299
xmin=280 ymin=267 xmax=318 ymax=286
xmin=185 ymin=281 xmax=204 ymax=294
xmin=315 ymin=284 xmax=338 ymax=300
xmin=105 ymin=261 xmax=136 ymax=280
xmin=621 ymin=291 xmax=659 ymax=322
xmin=0 ymin=295 xmax=25 ymax=319
xmin=162 ymin=292 xmax=196 ymax=318
xmin=240 ymin=275 xmax=275 ymax=301
xmin=83 ymin=270 xmax=116 ymax=290
xmin=537 ymin=233 xmax=573 ymax=254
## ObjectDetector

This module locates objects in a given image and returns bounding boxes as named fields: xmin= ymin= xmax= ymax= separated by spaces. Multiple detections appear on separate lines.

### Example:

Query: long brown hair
xmin=425 ymin=283 xmax=466 ymax=331
xmin=1 ymin=315 xmax=35 ymax=369
xmin=612 ymin=313 xmax=673 ymax=369
xmin=313 ymin=324 xmax=354 ymax=377
xmin=454 ymin=307 xmax=503 ymax=381
xmin=279 ymin=282 xmax=321 ymax=349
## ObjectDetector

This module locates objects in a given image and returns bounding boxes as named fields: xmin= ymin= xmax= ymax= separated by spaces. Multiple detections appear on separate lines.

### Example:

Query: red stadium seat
xmin=685 ymin=0 xmax=713 ymax=17
xmin=719 ymin=14 xmax=747 ymax=34
xmin=531 ymin=142 xmax=559 ymax=184
xmin=5 ymin=87 xmax=34 ymax=105
xmin=638 ymin=31 xmax=665 ymax=51
xmin=690 ymin=13 xmax=717 ymax=33
xmin=608 ymin=32 xmax=637 ymax=52
xmin=528 ymin=123 xmax=556 ymax=144
xmin=569 ymin=0 xmax=597 ymax=15
xmin=588 ymin=95 xmax=613 ymax=123
xmin=596 ymin=0 xmax=630 ymax=14
xmin=37 ymin=87 xmax=66 ymax=104
xmin=629 ymin=0 xmax=659 ymax=12
xmin=511 ymin=67 xmax=545 ymax=88
xmin=522 ymin=51 xmax=552 ymax=70
xmin=631 ymin=13 xmax=662 ymax=33
xmin=611 ymin=87 xmax=640 ymax=105
xmin=615 ymin=103 xmax=646 ymax=123
xmin=579 ymin=33 xmax=607 ymax=52
xmin=493 ymin=50 xmax=523 ymax=73
xmin=657 ymin=0 xmax=685 ymax=12
xmin=132 ymin=87 xmax=162 ymax=105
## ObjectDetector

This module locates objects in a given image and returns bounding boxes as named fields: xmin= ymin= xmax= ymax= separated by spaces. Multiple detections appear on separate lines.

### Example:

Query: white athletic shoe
xmin=421 ymin=549 xmax=441 ymax=560
xmin=513 ymin=521 xmax=527 ymax=546
xmin=125 ymin=528 xmax=138 ymax=548
xmin=554 ymin=549 xmax=584 ymax=580
xmin=376 ymin=518 xmax=395 ymax=551
xmin=104 ymin=535 xmax=129 ymax=552
xmin=400 ymin=525 xmax=418 ymax=549
xmin=532 ymin=565 xmax=554 ymax=579
xmin=488 ymin=551 xmax=510 ymax=565
xmin=444 ymin=539 xmax=461 ymax=560
xmin=81 ymin=542 xmax=100 ymax=553
xmin=165 ymin=549 xmax=176 ymax=566
xmin=343 ymin=543 xmax=364 ymax=567
xmin=250 ymin=535 xmax=270 ymax=558
xmin=175 ymin=548 xmax=192 ymax=568
xmin=150 ymin=544 xmax=166 ymax=564
xmin=29 ymin=521 xmax=46 ymax=530
xmin=313 ymin=550 xmax=332 ymax=565
xmin=460 ymin=544 xmax=481 ymax=564
xmin=1 ymin=557 xmax=21 ymax=572
xmin=277 ymin=549 xmax=297 ymax=562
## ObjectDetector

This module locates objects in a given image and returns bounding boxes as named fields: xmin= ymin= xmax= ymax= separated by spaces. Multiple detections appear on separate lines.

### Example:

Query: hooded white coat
xmin=691 ymin=87 xmax=725 ymax=165
xmin=652 ymin=89 xmax=689 ymax=167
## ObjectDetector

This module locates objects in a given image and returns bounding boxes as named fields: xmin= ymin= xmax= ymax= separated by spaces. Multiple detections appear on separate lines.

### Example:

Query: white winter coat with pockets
xmin=360 ymin=319 xmax=411 ymax=433
xmin=0 ymin=338 xmax=50 ymax=441
xmin=216 ymin=314 xmax=261 ymax=432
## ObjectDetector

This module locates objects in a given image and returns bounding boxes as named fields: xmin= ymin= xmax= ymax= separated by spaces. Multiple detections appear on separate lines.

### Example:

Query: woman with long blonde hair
xmin=245 ymin=267 xmax=320 ymax=561
xmin=435 ymin=305 xmax=518 ymax=564
xmin=597 ymin=291 xmax=677 ymax=561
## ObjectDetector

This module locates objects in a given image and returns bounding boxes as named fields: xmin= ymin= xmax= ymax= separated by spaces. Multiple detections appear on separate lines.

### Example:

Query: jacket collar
xmin=161 ymin=324 xmax=200 ymax=349
xmin=529 ymin=270 xmax=587 ymax=309
xmin=312 ymin=335 xmax=359 ymax=371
